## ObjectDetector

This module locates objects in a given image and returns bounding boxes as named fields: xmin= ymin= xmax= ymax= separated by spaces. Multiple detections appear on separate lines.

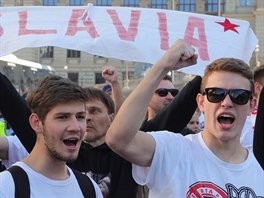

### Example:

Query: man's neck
xmin=147 ymin=109 xmax=157 ymax=121
xmin=201 ymin=131 xmax=248 ymax=164
xmin=83 ymin=136 xmax=106 ymax=148
xmin=23 ymin=146 xmax=69 ymax=180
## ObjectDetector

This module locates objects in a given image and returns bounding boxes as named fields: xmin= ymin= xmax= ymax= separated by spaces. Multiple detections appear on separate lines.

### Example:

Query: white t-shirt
xmin=2 ymin=135 xmax=29 ymax=168
xmin=132 ymin=132 xmax=264 ymax=198
xmin=0 ymin=161 xmax=103 ymax=198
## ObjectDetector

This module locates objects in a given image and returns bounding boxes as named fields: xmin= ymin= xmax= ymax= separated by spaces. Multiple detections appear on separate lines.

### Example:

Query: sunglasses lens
xmin=204 ymin=88 xmax=252 ymax=105
xmin=230 ymin=89 xmax=251 ymax=105
xmin=156 ymin=89 xmax=168 ymax=97
xmin=170 ymin=89 xmax=178 ymax=97
xmin=156 ymin=89 xmax=178 ymax=97
xmin=207 ymin=88 xmax=226 ymax=103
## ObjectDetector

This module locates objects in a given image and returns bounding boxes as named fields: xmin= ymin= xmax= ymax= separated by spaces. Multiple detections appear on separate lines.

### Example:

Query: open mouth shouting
xmin=217 ymin=113 xmax=235 ymax=130
xmin=63 ymin=137 xmax=80 ymax=150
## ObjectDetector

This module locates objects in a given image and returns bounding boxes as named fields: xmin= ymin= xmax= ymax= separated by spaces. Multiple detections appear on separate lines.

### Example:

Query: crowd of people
xmin=0 ymin=39 xmax=263 ymax=197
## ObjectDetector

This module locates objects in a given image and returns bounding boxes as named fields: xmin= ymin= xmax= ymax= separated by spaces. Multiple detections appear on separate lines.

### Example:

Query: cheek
xmin=239 ymin=106 xmax=252 ymax=117
xmin=154 ymin=96 xmax=163 ymax=103
xmin=81 ymin=122 xmax=87 ymax=132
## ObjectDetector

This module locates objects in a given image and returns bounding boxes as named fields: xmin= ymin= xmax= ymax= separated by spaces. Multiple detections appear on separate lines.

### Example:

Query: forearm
xmin=0 ymin=73 xmax=36 ymax=152
xmin=106 ymin=39 xmax=197 ymax=165
xmin=0 ymin=137 xmax=8 ymax=160
xmin=110 ymin=81 xmax=125 ymax=113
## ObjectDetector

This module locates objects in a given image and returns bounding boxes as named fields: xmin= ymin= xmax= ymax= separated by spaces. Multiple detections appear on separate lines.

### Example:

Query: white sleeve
xmin=132 ymin=132 xmax=186 ymax=191
xmin=2 ymin=135 xmax=29 ymax=168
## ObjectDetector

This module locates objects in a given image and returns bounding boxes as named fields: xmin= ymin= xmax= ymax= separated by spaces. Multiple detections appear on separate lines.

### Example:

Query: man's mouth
xmin=217 ymin=114 xmax=235 ymax=125
xmin=63 ymin=138 xmax=79 ymax=146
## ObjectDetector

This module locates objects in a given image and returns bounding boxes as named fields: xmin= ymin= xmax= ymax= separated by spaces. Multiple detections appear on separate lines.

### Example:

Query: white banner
xmin=0 ymin=5 xmax=258 ymax=75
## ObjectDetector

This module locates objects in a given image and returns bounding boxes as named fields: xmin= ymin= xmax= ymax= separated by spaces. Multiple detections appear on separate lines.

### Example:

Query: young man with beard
xmin=0 ymin=76 xmax=102 ymax=197
xmin=0 ymin=85 xmax=137 ymax=198
xmin=106 ymin=39 xmax=264 ymax=197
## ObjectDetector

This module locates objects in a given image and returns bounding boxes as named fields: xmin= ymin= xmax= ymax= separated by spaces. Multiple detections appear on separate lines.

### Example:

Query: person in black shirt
xmin=68 ymin=87 xmax=137 ymax=198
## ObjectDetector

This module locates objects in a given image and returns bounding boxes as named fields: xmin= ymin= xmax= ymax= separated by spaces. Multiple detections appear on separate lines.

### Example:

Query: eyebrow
xmin=55 ymin=111 xmax=86 ymax=116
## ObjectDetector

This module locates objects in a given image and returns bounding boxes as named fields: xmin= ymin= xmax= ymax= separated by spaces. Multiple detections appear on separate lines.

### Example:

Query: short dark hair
xmin=27 ymin=75 xmax=87 ymax=122
xmin=83 ymin=87 xmax=115 ymax=114
xmin=254 ymin=65 xmax=264 ymax=86
xmin=201 ymin=58 xmax=254 ymax=93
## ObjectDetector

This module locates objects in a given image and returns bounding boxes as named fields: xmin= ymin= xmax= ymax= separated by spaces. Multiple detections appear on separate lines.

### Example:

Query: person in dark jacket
xmin=253 ymin=88 xmax=264 ymax=170
xmin=68 ymin=87 xmax=137 ymax=198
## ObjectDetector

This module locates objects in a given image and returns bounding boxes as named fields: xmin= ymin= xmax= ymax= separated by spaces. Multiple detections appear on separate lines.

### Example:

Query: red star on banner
xmin=216 ymin=18 xmax=240 ymax=34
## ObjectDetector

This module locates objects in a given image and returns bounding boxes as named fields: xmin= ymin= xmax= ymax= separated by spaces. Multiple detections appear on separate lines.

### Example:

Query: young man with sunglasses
xmin=106 ymin=39 xmax=264 ymax=197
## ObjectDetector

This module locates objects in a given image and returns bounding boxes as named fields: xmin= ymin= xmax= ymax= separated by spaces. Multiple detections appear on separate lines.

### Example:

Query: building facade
xmin=0 ymin=0 xmax=263 ymax=90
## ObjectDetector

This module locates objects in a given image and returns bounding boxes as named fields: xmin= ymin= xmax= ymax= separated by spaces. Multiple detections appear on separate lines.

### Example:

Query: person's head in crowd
xmin=253 ymin=64 xmax=264 ymax=105
xmin=83 ymin=87 xmax=115 ymax=147
xmin=27 ymin=75 xmax=88 ymax=162
xmin=102 ymin=84 xmax=112 ymax=97
xmin=187 ymin=110 xmax=201 ymax=133
xmin=197 ymin=58 xmax=255 ymax=144
xmin=147 ymin=75 xmax=178 ymax=120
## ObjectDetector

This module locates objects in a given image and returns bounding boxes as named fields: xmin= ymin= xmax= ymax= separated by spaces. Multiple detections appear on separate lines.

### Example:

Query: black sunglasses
xmin=202 ymin=87 xmax=252 ymax=105
xmin=155 ymin=88 xmax=178 ymax=97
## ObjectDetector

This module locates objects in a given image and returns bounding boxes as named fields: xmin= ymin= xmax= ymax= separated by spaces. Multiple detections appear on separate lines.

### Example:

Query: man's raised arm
xmin=106 ymin=39 xmax=197 ymax=167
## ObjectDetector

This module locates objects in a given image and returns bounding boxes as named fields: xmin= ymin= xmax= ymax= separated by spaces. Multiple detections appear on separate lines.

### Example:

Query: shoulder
xmin=0 ymin=169 xmax=15 ymax=197
xmin=248 ymin=151 xmax=264 ymax=170
xmin=150 ymin=130 xmax=194 ymax=143
xmin=149 ymin=131 xmax=193 ymax=153
xmin=68 ymin=168 xmax=103 ymax=198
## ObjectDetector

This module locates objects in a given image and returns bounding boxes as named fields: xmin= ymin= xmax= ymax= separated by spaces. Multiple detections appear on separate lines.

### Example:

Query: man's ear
xmin=254 ymin=81 xmax=262 ymax=96
xmin=196 ymin=93 xmax=204 ymax=114
xmin=29 ymin=113 xmax=43 ymax=134
xmin=109 ymin=113 xmax=115 ymax=123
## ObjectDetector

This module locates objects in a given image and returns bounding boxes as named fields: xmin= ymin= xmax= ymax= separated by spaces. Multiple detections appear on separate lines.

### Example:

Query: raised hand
xmin=155 ymin=39 xmax=198 ymax=72
xmin=102 ymin=66 xmax=118 ymax=84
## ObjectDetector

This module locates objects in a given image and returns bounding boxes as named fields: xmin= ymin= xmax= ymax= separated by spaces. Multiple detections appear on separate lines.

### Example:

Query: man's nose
xmin=221 ymin=94 xmax=234 ymax=108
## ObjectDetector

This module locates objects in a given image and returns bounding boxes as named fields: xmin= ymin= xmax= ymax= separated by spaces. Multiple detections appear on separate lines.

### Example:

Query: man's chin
xmin=65 ymin=155 xmax=78 ymax=163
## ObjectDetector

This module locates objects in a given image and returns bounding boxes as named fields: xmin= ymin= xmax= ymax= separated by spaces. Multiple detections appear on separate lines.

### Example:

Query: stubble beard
xmin=43 ymin=129 xmax=78 ymax=163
